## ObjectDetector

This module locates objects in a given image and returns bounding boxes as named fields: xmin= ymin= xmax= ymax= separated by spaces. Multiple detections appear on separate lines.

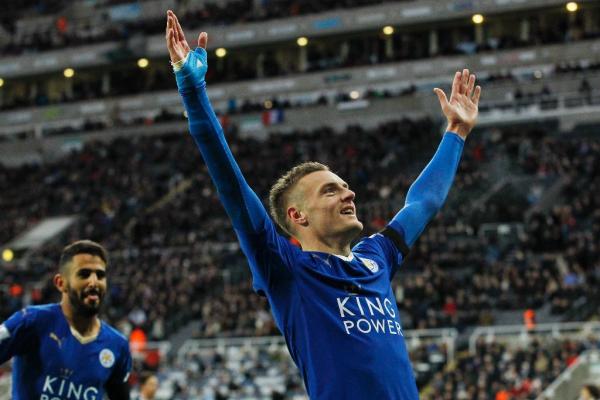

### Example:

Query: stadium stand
xmin=2 ymin=0 xmax=600 ymax=398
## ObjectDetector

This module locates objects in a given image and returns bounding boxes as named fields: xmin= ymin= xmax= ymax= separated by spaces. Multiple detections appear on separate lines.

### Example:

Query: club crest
xmin=359 ymin=257 xmax=379 ymax=273
xmin=99 ymin=349 xmax=115 ymax=368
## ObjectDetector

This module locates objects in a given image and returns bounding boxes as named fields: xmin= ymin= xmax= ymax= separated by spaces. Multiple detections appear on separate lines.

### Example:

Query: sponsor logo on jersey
xmin=0 ymin=324 xmax=10 ymax=342
xmin=359 ymin=257 xmax=379 ymax=273
xmin=41 ymin=375 xmax=99 ymax=400
xmin=99 ymin=349 xmax=115 ymax=368
xmin=336 ymin=295 xmax=404 ymax=336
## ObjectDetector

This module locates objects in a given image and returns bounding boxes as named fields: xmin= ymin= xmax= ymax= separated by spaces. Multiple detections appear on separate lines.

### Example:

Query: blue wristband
xmin=175 ymin=47 xmax=208 ymax=91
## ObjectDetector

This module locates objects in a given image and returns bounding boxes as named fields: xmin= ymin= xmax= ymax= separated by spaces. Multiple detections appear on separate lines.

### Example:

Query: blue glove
xmin=175 ymin=47 xmax=208 ymax=91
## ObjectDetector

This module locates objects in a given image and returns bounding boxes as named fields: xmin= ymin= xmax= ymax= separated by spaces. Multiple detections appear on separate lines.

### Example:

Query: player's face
xmin=296 ymin=170 xmax=363 ymax=241
xmin=65 ymin=254 xmax=107 ymax=317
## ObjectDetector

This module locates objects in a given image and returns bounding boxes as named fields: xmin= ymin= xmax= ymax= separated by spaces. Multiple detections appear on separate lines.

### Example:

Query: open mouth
xmin=83 ymin=291 xmax=101 ymax=302
xmin=340 ymin=206 xmax=355 ymax=216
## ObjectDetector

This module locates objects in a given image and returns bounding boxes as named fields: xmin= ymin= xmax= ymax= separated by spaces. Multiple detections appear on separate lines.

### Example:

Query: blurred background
xmin=0 ymin=0 xmax=599 ymax=399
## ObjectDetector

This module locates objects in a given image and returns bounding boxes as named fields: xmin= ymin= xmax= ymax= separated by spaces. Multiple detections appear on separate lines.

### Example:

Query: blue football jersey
xmin=0 ymin=303 xmax=132 ymax=400
xmin=236 ymin=223 xmax=418 ymax=400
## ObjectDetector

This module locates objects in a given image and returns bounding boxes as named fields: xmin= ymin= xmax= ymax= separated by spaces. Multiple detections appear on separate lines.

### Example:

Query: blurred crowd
xmin=422 ymin=336 xmax=600 ymax=400
xmin=2 ymin=0 xmax=598 ymax=57
xmin=130 ymin=338 xmax=448 ymax=399
xmin=1 ymin=117 xmax=599 ymax=343
xmin=1 ymin=0 xmax=406 ymax=56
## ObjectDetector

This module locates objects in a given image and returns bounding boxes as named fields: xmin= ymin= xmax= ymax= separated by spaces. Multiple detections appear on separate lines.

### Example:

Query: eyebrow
xmin=76 ymin=267 xmax=106 ymax=275
xmin=319 ymin=181 xmax=349 ymax=192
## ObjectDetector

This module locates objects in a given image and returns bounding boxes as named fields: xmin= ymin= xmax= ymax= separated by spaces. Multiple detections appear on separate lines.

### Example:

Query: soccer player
xmin=166 ymin=10 xmax=480 ymax=399
xmin=0 ymin=240 xmax=132 ymax=400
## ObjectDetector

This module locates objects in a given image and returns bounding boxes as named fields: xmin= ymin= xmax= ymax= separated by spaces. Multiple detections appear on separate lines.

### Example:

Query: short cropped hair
xmin=59 ymin=240 xmax=109 ymax=273
xmin=268 ymin=162 xmax=329 ymax=235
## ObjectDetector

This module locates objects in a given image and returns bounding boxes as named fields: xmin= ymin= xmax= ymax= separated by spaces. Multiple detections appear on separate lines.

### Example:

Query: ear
xmin=53 ymin=273 xmax=66 ymax=293
xmin=287 ymin=206 xmax=308 ymax=228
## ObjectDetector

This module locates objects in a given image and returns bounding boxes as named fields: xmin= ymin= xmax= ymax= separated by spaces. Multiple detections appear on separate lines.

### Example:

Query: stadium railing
xmin=468 ymin=321 xmax=600 ymax=354
xmin=178 ymin=328 xmax=458 ymax=362
xmin=537 ymin=349 xmax=600 ymax=400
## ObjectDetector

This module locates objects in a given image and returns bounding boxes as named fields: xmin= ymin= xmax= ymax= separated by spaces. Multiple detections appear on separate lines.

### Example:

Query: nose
xmin=87 ymin=272 xmax=99 ymax=287
xmin=342 ymin=188 xmax=355 ymax=202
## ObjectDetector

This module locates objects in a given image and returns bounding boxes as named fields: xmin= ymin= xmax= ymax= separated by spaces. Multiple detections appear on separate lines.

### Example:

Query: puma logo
xmin=49 ymin=332 xmax=63 ymax=348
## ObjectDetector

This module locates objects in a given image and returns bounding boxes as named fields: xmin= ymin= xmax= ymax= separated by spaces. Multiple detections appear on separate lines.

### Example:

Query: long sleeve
xmin=176 ymin=48 xmax=269 ymax=234
xmin=388 ymin=132 xmax=465 ymax=247
xmin=174 ymin=49 xmax=297 ymax=292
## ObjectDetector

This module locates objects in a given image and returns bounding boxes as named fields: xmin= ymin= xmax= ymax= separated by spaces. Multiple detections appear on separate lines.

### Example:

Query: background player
xmin=166 ymin=9 xmax=480 ymax=399
xmin=0 ymin=240 xmax=132 ymax=400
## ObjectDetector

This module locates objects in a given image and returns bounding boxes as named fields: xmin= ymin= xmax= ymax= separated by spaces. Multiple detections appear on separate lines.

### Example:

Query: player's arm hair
xmin=105 ymin=380 xmax=130 ymax=400
xmin=388 ymin=132 xmax=464 ymax=247
xmin=177 ymin=51 xmax=269 ymax=233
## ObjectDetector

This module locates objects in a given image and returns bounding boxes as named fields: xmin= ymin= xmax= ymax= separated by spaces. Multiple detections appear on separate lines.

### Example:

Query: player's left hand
xmin=165 ymin=10 xmax=207 ymax=64
xmin=434 ymin=69 xmax=481 ymax=139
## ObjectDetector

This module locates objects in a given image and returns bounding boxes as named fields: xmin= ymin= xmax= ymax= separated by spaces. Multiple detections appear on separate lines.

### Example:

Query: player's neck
xmin=60 ymin=301 xmax=100 ymax=338
xmin=299 ymin=236 xmax=352 ymax=257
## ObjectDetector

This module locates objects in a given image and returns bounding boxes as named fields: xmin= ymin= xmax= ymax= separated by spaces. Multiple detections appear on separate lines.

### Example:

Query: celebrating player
xmin=0 ymin=240 xmax=132 ymax=400
xmin=166 ymin=10 xmax=480 ymax=399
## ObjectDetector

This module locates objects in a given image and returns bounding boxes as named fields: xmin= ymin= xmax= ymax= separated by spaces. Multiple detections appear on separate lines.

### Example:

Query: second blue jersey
xmin=0 ymin=303 xmax=132 ymax=400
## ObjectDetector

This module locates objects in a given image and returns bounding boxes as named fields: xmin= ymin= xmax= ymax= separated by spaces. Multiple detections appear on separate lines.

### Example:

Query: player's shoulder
xmin=20 ymin=303 xmax=62 ymax=322
xmin=100 ymin=321 xmax=129 ymax=347
xmin=353 ymin=232 xmax=387 ymax=251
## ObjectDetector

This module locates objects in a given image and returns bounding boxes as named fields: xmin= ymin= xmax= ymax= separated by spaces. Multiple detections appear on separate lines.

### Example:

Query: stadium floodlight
xmin=297 ymin=37 xmax=308 ymax=47
xmin=63 ymin=68 xmax=75 ymax=78
xmin=2 ymin=248 xmax=14 ymax=262
xmin=349 ymin=90 xmax=360 ymax=100
xmin=0 ymin=78 xmax=4 ymax=88
xmin=566 ymin=2 xmax=578 ymax=12
xmin=215 ymin=48 xmax=227 ymax=58
xmin=383 ymin=26 xmax=394 ymax=35
xmin=472 ymin=14 xmax=484 ymax=24
xmin=137 ymin=58 xmax=149 ymax=68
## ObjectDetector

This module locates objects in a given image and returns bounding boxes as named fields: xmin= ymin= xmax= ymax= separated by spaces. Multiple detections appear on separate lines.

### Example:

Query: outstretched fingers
xmin=198 ymin=32 xmax=208 ymax=49
xmin=472 ymin=85 xmax=482 ymax=105
xmin=172 ymin=12 xmax=187 ymax=45
xmin=433 ymin=88 xmax=449 ymax=109
xmin=450 ymin=71 xmax=461 ymax=100
xmin=466 ymin=73 xmax=476 ymax=98
xmin=461 ymin=69 xmax=469 ymax=94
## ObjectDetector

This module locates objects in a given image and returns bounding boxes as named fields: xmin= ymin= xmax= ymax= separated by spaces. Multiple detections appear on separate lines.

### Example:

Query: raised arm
xmin=389 ymin=69 xmax=481 ymax=247
xmin=166 ymin=11 xmax=269 ymax=234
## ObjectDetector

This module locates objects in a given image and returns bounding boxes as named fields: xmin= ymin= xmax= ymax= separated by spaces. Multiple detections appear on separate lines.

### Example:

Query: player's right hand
xmin=165 ymin=10 xmax=207 ymax=64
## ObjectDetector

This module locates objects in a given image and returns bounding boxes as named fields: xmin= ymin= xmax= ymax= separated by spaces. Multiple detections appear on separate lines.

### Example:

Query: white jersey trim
xmin=333 ymin=253 xmax=354 ymax=262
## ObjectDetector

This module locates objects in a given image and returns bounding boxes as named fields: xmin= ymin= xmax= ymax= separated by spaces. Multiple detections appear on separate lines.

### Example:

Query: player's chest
xmin=38 ymin=330 xmax=114 ymax=383
xmin=301 ymin=253 xmax=390 ymax=295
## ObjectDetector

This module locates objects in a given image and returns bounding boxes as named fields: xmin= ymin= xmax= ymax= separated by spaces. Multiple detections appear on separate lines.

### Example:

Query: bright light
xmin=264 ymin=100 xmax=273 ymax=109
xmin=297 ymin=37 xmax=308 ymax=47
xmin=137 ymin=58 xmax=149 ymax=68
xmin=472 ymin=14 xmax=484 ymax=24
xmin=63 ymin=68 xmax=75 ymax=78
xmin=0 ymin=78 xmax=4 ymax=88
xmin=382 ymin=26 xmax=394 ymax=35
xmin=2 ymin=249 xmax=14 ymax=262
xmin=349 ymin=90 xmax=360 ymax=100
xmin=215 ymin=48 xmax=227 ymax=58
xmin=566 ymin=2 xmax=578 ymax=12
